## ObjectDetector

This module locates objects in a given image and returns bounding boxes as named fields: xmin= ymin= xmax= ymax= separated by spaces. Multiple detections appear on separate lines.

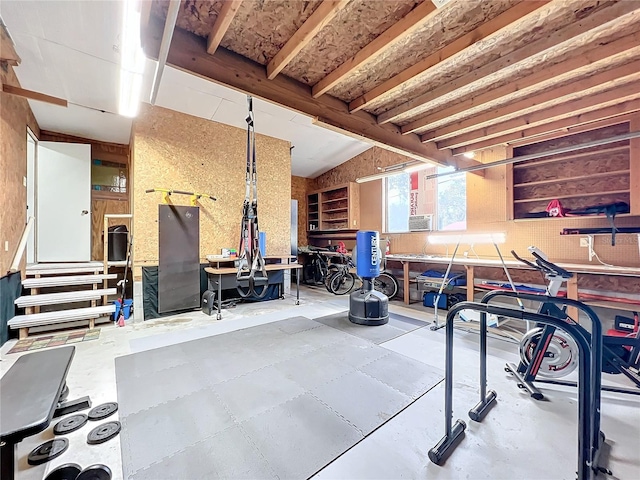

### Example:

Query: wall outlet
xmin=4 ymin=241 xmax=8 ymax=252
xmin=579 ymin=237 xmax=590 ymax=247
xmin=23 ymin=176 xmax=27 ymax=187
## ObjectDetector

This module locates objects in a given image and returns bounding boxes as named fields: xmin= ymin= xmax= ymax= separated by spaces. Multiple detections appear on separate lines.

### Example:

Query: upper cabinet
xmin=307 ymin=182 xmax=360 ymax=231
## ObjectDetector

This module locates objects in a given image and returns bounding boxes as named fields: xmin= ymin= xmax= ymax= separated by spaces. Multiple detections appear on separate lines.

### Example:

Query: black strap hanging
xmin=237 ymin=96 xmax=269 ymax=298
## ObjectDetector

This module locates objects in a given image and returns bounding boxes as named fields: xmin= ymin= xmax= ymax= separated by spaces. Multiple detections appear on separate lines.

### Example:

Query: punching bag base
xmin=349 ymin=288 xmax=389 ymax=326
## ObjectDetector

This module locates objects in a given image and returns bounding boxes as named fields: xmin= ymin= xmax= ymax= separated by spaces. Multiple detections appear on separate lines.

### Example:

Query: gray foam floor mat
xmin=313 ymin=311 xmax=428 ymax=344
xmin=116 ymin=316 xmax=442 ymax=479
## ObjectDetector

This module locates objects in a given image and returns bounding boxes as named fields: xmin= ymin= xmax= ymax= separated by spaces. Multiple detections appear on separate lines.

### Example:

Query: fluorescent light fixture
xmin=356 ymin=161 xmax=432 ymax=183
xmin=119 ymin=0 xmax=146 ymax=117
xmin=403 ymin=163 xmax=431 ymax=173
xmin=428 ymin=232 xmax=506 ymax=245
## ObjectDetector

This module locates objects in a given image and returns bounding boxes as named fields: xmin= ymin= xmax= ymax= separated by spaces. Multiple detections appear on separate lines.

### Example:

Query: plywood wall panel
xmin=315 ymin=135 xmax=640 ymax=267
xmin=291 ymin=175 xmax=312 ymax=247
xmin=132 ymin=104 xmax=290 ymax=267
xmin=0 ymin=65 xmax=40 ymax=276
xmin=91 ymin=199 xmax=131 ymax=261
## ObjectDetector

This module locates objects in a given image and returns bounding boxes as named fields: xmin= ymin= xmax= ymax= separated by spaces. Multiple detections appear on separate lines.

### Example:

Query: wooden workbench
xmin=204 ymin=263 xmax=302 ymax=320
xmin=386 ymin=254 xmax=640 ymax=314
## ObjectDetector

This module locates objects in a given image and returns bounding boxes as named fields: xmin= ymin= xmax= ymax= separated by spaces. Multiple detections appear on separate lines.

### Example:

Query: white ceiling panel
xmin=155 ymin=81 xmax=223 ymax=121
xmin=30 ymin=102 xmax=133 ymax=144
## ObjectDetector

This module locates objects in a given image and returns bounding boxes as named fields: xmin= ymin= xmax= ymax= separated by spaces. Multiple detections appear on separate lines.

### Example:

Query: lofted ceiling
xmin=0 ymin=0 xmax=371 ymax=178
xmin=144 ymin=0 xmax=640 ymax=168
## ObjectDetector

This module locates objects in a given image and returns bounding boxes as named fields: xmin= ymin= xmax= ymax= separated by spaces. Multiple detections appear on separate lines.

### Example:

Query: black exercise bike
xmin=504 ymin=247 xmax=640 ymax=399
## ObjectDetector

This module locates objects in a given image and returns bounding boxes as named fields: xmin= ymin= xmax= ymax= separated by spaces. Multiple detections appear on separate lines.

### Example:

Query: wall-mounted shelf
xmin=307 ymin=183 xmax=360 ymax=236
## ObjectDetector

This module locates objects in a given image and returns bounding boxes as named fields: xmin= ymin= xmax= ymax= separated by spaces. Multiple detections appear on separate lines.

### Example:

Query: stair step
xmin=22 ymin=274 xmax=117 ymax=289
xmin=15 ymin=289 xmax=117 ymax=308
xmin=8 ymin=305 xmax=116 ymax=329
xmin=26 ymin=266 xmax=106 ymax=276
xmin=26 ymin=262 xmax=104 ymax=276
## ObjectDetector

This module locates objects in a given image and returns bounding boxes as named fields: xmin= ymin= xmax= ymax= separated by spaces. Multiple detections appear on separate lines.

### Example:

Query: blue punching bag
xmin=356 ymin=231 xmax=380 ymax=279
xmin=349 ymin=230 xmax=389 ymax=326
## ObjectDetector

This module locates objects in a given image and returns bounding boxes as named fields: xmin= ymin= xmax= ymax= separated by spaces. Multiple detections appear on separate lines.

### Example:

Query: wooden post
xmin=89 ymin=319 xmax=95 ymax=330
xmin=466 ymin=265 xmax=475 ymax=302
xmin=567 ymin=274 xmax=579 ymax=321
xmin=403 ymin=261 xmax=410 ymax=305
xmin=19 ymin=328 xmax=28 ymax=340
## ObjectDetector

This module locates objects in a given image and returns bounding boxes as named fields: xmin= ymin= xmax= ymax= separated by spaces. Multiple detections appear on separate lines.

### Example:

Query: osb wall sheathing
xmin=0 ymin=64 xmax=40 ymax=276
xmin=40 ymin=130 xmax=131 ymax=261
xmin=291 ymin=175 xmax=312 ymax=248
xmin=314 ymin=137 xmax=640 ymax=268
xmin=132 ymin=104 xmax=291 ymax=274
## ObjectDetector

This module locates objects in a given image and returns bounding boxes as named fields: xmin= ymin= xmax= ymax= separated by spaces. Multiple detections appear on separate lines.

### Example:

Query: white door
xmin=37 ymin=142 xmax=92 ymax=262
xmin=26 ymin=131 xmax=37 ymax=264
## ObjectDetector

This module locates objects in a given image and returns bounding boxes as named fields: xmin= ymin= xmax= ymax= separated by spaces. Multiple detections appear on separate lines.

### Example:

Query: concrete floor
xmin=2 ymin=285 xmax=639 ymax=480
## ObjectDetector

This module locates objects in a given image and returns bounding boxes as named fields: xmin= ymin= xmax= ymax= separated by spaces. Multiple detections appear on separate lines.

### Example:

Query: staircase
xmin=9 ymin=262 xmax=118 ymax=339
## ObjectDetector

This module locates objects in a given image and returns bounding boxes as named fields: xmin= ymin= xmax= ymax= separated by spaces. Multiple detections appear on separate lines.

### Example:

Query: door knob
xmin=81 ymin=210 xmax=89 ymax=215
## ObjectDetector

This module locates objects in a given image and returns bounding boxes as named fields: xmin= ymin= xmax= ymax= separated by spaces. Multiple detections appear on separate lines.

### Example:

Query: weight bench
xmin=0 ymin=346 xmax=79 ymax=480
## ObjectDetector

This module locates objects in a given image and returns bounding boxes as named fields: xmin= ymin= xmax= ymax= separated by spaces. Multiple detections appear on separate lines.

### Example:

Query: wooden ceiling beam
xmin=377 ymin=2 xmax=640 ymax=125
xmin=311 ymin=0 xmax=438 ymax=98
xmin=348 ymin=0 xmax=549 ymax=113
xmin=451 ymin=101 xmax=640 ymax=155
xmin=206 ymin=0 xmax=243 ymax=55
xmin=420 ymin=60 xmax=640 ymax=142
xmin=266 ymin=0 xmax=350 ymax=80
xmin=1 ymin=84 xmax=67 ymax=107
xmin=402 ymin=31 xmax=640 ymax=135
xmin=433 ymin=83 xmax=640 ymax=149
xmin=140 ymin=19 xmax=478 ymax=171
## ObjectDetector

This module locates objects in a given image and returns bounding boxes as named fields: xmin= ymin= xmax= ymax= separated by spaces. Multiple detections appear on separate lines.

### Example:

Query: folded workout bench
xmin=0 ymin=346 xmax=88 ymax=480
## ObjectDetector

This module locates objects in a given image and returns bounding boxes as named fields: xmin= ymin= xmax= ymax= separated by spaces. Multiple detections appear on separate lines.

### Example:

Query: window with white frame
xmin=384 ymin=166 xmax=466 ymax=232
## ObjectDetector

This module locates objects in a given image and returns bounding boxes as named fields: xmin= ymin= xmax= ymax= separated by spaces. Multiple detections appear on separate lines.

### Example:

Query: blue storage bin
xmin=113 ymin=299 xmax=133 ymax=320
xmin=423 ymin=292 xmax=447 ymax=309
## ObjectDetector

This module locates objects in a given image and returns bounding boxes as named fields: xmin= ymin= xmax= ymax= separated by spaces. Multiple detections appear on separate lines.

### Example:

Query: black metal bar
xmin=0 ymin=442 xmax=16 ymax=480
xmin=469 ymin=309 xmax=497 ymax=422
xmin=533 ymin=378 xmax=640 ymax=396
xmin=479 ymin=291 xmax=604 ymax=464
xmin=429 ymin=301 xmax=598 ymax=480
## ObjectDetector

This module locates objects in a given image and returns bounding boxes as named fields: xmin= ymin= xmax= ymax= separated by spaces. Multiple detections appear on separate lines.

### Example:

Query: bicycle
xmin=328 ymin=254 xmax=399 ymax=298
xmin=302 ymin=247 xmax=341 ymax=292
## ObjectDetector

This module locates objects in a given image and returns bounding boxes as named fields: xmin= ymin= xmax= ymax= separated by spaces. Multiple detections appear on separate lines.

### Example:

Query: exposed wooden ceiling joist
xmin=1 ymin=18 xmax=20 ymax=66
xmin=348 ymin=0 xmax=549 ymax=113
xmin=206 ymin=0 xmax=243 ymax=55
xmin=434 ymin=82 xmax=640 ymax=149
xmin=141 ymin=19 xmax=484 ymax=171
xmin=377 ymin=2 xmax=640 ymax=125
xmin=1 ymin=84 xmax=67 ymax=107
xmin=311 ymin=0 xmax=438 ymax=99
xmin=266 ymin=0 xmax=350 ymax=80
xmin=451 ymin=100 xmax=640 ymax=155
xmin=401 ymin=31 xmax=640 ymax=135
xmin=421 ymin=60 xmax=640 ymax=142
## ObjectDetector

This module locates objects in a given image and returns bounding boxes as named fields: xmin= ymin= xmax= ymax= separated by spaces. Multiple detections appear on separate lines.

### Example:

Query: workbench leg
xmin=296 ymin=269 xmax=300 ymax=305
xmin=89 ymin=319 xmax=95 ymax=330
xmin=0 ymin=441 xmax=16 ymax=480
xmin=216 ymin=275 xmax=222 ymax=320
xmin=567 ymin=275 xmax=579 ymax=321
xmin=466 ymin=266 xmax=475 ymax=302
xmin=19 ymin=328 xmax=28 ymax=340
xmin=403 ymin=262 xmax=410 ymax=305
xmin=33 ymin=286 xmax=40 ymax=314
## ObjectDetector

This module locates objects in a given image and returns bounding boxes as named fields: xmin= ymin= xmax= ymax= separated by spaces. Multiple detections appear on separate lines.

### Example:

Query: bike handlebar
xmin=511 ymin=249 xmax=573 ymax=279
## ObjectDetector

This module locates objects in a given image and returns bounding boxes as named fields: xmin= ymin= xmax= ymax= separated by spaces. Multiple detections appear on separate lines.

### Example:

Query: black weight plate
xmin=76 ymin=464 xmax=112 ymax=480
xmin=44 ymin=463 xmax=82 ymax=480
xmin=53 ymin=414 xmax=88 ymax=435
xmin=27 ymin=438 xmax=69 ymax=465
xmin=88 ymin=402 xmax=118 ymax=421
xmin=87 ymin=421 xmax=121 ymax=445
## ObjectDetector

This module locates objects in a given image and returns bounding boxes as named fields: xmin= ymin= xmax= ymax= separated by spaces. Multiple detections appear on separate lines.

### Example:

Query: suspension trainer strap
xmin=237 ymin=96 xmax=269 ymax=298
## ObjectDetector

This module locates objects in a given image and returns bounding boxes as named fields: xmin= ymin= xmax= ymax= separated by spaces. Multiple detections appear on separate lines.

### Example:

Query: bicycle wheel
xmin=324 ymin=265 xmax=340 ymax=292
xmin=374 ymin=272 xmax=399 ymax=299
xmin=330 ymin=271 xmax=356 ymax=295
